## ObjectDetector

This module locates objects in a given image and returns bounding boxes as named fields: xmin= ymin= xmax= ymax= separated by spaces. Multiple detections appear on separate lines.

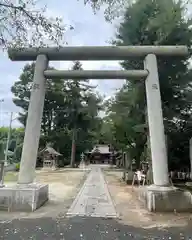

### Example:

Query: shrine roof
xmin=39 ymin=147 xmax=62 ymax=156
xmin=89 ymin=145 xmax=111 ymax=154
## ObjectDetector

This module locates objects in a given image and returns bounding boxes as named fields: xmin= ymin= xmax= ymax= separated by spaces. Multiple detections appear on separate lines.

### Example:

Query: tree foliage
xmin=0 ymin=0 xmax=68 ymax=48
xmin=81 ymin=0 xmax=131 ymax=21
xmin=0 ymin=127 xmax=24 ymax=163
xmin=11 ymin=61 xmax=103 ymax=166
xmin=102 ymin=0 xmax=192 ymax=170
xmin=81 ymin=0 xmax=190 ymax=22
xmin=11 ymin=63 xmax=65 ymax=134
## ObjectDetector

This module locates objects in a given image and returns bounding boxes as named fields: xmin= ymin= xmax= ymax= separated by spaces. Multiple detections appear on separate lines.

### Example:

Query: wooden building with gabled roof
xmin=39 ymin=145 xmax=62 ymax=169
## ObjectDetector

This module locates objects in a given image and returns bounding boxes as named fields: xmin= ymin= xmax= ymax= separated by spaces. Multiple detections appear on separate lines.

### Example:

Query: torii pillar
xmin=144 ymin=54 xmax=170 ymax=187
xmin=18 ymin=55 xmax=48 ymax=184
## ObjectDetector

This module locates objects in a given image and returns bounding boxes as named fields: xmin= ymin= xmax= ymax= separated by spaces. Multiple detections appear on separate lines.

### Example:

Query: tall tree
xmin=105 ymin=0 xmax=192 ymax=170
xmin=11 ymin=63 xmax=65 ymax=136
xmin=12 ymin=62 xmax=103 ymax=167
xmin=0 ymin=0 xmax=68 ymax=48
xmin=60 ymin=61 xmax=102 ymax=167
xmin=106 ymin=82 xmax=146 ymax=166
xmin=81 ymin=0 xmax=190 ymax=22
xmin=0 ymin=127 xmax=24 ymax=163
xmin=80 ymin=0 xmax=132 ymax=21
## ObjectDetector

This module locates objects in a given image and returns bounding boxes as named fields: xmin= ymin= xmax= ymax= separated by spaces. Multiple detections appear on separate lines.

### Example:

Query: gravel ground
xmin=0 ymin=216 xmax=192 ymax=239
xmin=104 ymin=170 xmax=192 ymax=229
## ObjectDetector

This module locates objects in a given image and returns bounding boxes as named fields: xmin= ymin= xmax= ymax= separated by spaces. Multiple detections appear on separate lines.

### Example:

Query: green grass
xmin=4 ymin=171 xmax=18 ymax=182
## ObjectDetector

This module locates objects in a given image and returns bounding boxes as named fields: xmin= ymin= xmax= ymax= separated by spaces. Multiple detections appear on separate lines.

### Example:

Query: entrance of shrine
xmin=7 ymin=45 xmax=191 ymax=212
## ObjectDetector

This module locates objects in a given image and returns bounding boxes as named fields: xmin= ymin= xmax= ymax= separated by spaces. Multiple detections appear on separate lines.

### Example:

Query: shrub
xmin=15 ymin=163 xmax=20 ymax=171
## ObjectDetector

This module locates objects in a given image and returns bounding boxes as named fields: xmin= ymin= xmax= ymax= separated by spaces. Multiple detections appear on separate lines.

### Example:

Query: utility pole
xmin=0 ymin=112 xmax=13 ymax=187
xmin=0 ymin=99 xmax=4 ymax=187
xmin=4 ymin=112 xmax=13 ymax=167
xmin=70 ymin=126 xmax=76 ymax=167
xmin=0 ymin=99 xmax=4 ymax=127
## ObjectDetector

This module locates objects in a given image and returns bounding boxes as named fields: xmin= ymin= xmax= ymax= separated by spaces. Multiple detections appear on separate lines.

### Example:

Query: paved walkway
xmin=67 ymin=165 xmax=117 ymax=218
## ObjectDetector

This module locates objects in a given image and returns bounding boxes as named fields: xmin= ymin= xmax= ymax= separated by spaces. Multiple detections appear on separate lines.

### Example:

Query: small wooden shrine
xmin=39 ymin=144 xmax=62 ymax=169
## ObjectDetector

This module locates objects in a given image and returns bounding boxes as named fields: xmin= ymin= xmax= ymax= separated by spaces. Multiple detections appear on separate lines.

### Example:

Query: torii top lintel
xmin=8 ymin=46 xmax=189 ymax=61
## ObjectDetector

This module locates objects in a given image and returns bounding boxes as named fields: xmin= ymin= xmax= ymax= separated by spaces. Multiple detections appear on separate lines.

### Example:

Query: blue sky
xmin=0 ymin=0 xmax=125 ymax=127
xmin=1 ymin=0 xmax=192 ymax=127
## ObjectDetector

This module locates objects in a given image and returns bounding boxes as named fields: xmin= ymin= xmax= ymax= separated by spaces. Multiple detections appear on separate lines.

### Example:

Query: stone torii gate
xmin=6 ymin=45 xmax=192 ymax=212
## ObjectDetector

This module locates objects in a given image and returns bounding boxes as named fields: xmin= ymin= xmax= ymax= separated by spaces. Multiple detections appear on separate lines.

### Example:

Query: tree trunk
xmin=70 ymin=127 xmax=76 ymax=167
xmin=122 ymin=152 xmax=126 ymax=181
xmin=122 ymin=152 xmax=132 ymax=183
xmin=190 ymin=138 xmax=192 ymax=180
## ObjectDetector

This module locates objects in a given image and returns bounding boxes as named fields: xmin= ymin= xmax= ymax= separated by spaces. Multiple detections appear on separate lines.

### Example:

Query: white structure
xmin=18 ymin=55 xmax=48 ymax=184
xmin=144 ymin=54 xmax=169 ymax=186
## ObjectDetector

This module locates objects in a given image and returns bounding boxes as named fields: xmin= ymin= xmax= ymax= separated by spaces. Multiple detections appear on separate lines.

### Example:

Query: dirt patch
xmin=0 ymin=170 xmax=89 ymax=221
xmin=104 ymin=171 xmax=192 ymax=229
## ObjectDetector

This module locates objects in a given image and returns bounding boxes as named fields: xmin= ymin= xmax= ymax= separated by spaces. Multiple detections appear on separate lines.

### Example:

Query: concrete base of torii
xmin=0 ymin=183 xmax=48 ymax=212
xmin=136 ymin=185 xmax=192 ymax=212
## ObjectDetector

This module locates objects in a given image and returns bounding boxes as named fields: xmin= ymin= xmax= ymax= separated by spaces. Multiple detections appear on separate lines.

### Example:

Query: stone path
xmin=67 ymin=165 xmax=117 ymax=218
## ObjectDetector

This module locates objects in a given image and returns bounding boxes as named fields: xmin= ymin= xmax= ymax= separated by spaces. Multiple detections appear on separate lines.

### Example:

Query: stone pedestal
xmin=137 ymin=185 xmax=192 ymax=212
xmin=0 ymin=184 xmax=48 ymax=212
